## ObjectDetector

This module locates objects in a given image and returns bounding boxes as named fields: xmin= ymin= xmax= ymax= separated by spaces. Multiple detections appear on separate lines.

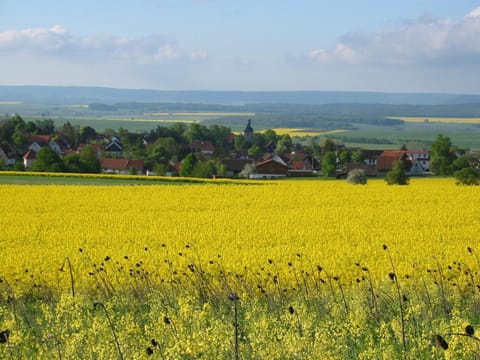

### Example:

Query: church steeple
xmin=244 ymin=118 xmax=254 ymax=142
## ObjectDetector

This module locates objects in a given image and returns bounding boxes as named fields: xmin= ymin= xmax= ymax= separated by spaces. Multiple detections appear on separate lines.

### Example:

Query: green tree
xmin=78 ymin=145 xmax=101 ymax=173
xmin=31 ymin=147 xmax=64 ymax=172
xmin=351 ymin=150 xmax=365 ymax=164
xmin=63 ymin=154 xmax=84 ymax=173
xmin=321 ymin=151 xmax=337 ymax=177
xmin=234 ymin=135 xmax=248 ymax=150
xmin=248 ymin=145 xmax=262 ymax=158
xmin=275 ymin=134 xmax=293 ymax=154
xmin=338 ymin=150 xmax=352 ymax=165
xmin=57 ymin=122 xmax=78 ymax=146
xmin=208 ymin=124 xmax=232 ymax=149
xmin=25 ymin=121 xmax=37 ymax=133
xmin=11 ymin=132 xmax=27 ymax=148
xmin=12 ymin=161 xmax=25 ymax=171
xmin=153 ymin=162 xmax=170 ymax=176
xmin=147 ymin=137 xmax=178 ymax=162
xmin=262 ymin=129 xmax=277 ymax=145
xmin=451 ymin=155 xmax=470 ymax=172
xmin=252 ymin=133 xmax=266 ymax=148
xmin=183 ymin=123 xmax=209 ymax=143
xmin=192 ymin=160 xmax=217 ymax=178
xmin=323 ymin=138 xmax=336 ymax=153
xmin=180 ymin=153 xmax=196 ymax=177
xmin=430 ymin=134 xmax=457 ymax=175
xmin=385 ymin=161 xmax=409 ymax=185
xmin=79 ymin=126 xmax=97 ymax=144
xmin=35 ymin=118 xmax=55 ymax=135
xmin=454 ymin=167 xmax=480 ymax=186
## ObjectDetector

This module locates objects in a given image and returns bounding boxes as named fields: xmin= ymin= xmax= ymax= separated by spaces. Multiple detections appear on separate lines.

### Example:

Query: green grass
xmin=0 ymin=174 xmax=183 ymax=185
xmin=328 ymin=122 xmax=480 ymax=150
xmin=0 ymin=172 xmax=258 ymax=185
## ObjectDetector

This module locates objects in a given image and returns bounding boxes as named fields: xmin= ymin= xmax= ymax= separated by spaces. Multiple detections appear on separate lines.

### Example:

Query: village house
xmin=377 ymin=150 xmax=412 ymax=175
xmin=27 ymin=134 xmax=50 ymax=153
xmin=104 ymin=137 xmax=123 ymax=157
xmin=250 ymin=155 xmax=288 ymax=179
xmin=22 ymin=150 xmax=36 ymax=169
xmin=26 ymin=134 xmax=68 ymax=156
xmin=101 ymin=158 xmax=145 ymax=175
xmin=287 ymin=151 xmax=318 ymax=177
xmin=223 ymin=159 xmax=253 ymax=177
xmin=75 ymin=143 xmax=104 ymax=158
xmin=406 ymin=150 xmax=430 ymax=174
xmin=190 ymin=140 xmax=215 ymax=155
xmin=0 ymin=144 xmax=16 ymax=166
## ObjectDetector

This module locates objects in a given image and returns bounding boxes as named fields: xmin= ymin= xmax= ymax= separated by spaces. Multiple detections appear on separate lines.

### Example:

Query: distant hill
xmin=1 ymin=85 xmax=480 ymax=106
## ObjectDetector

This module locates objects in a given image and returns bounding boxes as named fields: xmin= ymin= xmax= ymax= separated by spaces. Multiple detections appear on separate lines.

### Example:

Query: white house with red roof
xmin=101 ymin=158 xmax=144 ymax=175
xmin=22 ymin=150 xmax=36 ymax=169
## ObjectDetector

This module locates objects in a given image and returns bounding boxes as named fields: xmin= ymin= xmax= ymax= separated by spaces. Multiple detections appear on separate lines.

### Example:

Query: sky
xmin=1 ymin=0 xmax=480 ymax=93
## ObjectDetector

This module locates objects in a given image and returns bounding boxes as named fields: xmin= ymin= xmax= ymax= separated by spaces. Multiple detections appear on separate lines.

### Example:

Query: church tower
xmin=244 ymin=118 xmax=254 ymax=143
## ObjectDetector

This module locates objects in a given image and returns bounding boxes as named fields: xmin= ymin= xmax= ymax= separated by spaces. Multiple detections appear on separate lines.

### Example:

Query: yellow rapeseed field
xmin=388 ymin=116 xmax=480 ymax=124
xmin=1 ymin=177 xmax=479 ymax=358
xmin=0 ymin=178 xmax=478 ymax=295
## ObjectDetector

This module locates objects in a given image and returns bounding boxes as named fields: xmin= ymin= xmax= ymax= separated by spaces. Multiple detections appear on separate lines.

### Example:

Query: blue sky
xmin=1 ymin=0 xmax=480 ymax=93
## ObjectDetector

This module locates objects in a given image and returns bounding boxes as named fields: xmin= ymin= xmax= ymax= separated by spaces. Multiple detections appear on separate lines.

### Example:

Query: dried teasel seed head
xmin=228 ymin=292 xmax=240 ymax=301
xmin=465 ymin=325 xmax=475 ymax=336
xmin=0 ymin=329 xmax=10 ymax=344
xmin=434 ymin=334 xmax=448 ymax=350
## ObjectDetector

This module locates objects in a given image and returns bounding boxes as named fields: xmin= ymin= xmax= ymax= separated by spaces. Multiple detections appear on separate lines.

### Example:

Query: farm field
xmin=0 ymin=178 xmax=479 ymax=358
xmin=329 ymin=122 xmax=480 ymax=150
xmin=389 ymin=116 xmax=480 ymax=124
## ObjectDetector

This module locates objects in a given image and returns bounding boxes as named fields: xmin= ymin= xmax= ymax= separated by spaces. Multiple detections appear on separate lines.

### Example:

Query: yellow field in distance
xmin=69 ymin=104 xmax=89 ymax=108
xmin=388 ymin=116 xmax=480 ymax=124
xmin=70 ymin=117 xmax=198 ymax=124
xmin=0 ymin=101 xmax=21 ymax=105
xmin=273 ymin=128 xmax=349 ymax=136
xmin=145 ymin=112 xmax=256 ymax=117
xmin=0 ymin=177 xmax=478 ymax=296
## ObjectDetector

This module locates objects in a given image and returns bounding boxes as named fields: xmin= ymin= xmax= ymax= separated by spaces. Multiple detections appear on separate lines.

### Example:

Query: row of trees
xmin=2 ymin=114 xmax=479 ymax=183
xmin=429 ymin=134 xmax=480 ymax=185
xmin=31 ymin=146 xmax=101 ymax=173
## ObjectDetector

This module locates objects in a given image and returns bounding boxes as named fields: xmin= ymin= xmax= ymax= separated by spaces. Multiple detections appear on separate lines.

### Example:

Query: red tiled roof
xmin=377 ymin=151 xmax=408 ymax=171
xmin=101 ymin=158 xmax=144 ymax=171
xmin=63 ymin=149 xmax=77 ymax=156
xmin=23 ymin=150 xmax=36 ymax=160
xmin=28 ymin=134 xmax=50 ymax=145
xmin=190 ymin=140 xmax=215 ymax=152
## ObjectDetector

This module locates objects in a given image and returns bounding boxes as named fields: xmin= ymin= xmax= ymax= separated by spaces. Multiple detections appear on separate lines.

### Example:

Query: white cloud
xmin=308 ymin=8 xmax=480 ymax=67
xmin=0 ymin=25 xmax=69 ymax=52
xmin=0 ymin=25 xmax=207 ymax=64
xmin=466 ymin=6 xmax=480 ymax=18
